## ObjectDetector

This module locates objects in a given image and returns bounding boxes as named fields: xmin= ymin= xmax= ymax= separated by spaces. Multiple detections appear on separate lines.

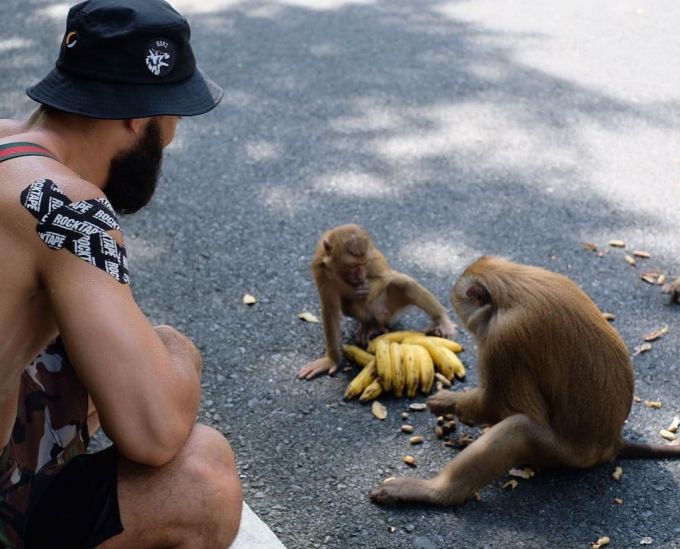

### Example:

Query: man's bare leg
xmin=87 ymin=396 xmax=101 ymax=436
xmin=100 ymin=424 xmax=243 ymax=549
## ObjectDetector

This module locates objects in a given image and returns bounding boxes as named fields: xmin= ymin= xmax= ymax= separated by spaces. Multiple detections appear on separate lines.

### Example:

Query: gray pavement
xmin=2 ymin=0 xmax=680 ymax=547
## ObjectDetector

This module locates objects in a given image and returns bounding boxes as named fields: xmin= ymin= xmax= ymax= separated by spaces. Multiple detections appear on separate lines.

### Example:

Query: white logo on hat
xmin=146 ymin=48 xmax=170 ymax=76
xmin=145 ymin=39 xmax=175 ymax=77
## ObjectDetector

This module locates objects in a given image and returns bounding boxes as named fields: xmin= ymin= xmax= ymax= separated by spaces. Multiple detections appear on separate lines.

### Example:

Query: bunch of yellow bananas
xmin=343 ymin=331 xmax=465 ymax=402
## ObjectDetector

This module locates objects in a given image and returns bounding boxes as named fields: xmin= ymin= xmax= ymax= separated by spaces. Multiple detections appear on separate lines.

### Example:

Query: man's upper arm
xmin=33 ymin=183 xmax=200 ymax=465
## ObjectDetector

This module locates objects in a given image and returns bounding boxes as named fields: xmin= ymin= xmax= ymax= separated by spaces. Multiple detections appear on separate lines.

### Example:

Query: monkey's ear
xmin=466 ymin=283 xmax=491 ymax=306
xmin=323 ymin=238 xmax=332 ymax=254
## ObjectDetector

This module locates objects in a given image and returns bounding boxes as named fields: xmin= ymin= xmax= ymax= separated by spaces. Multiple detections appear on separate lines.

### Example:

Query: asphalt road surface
xmin=2 ymin=1 xmax=680 ymax=547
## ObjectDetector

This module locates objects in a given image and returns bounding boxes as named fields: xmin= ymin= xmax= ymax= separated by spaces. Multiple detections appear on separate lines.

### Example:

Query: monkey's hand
xmin=297 ymin=357 xmax=338 ymax=380
xmin=353 ymin=283 xmax=370 ymax=300
xmin=427 ymin=390 xmax=480 ymax=426
xmin=427 ymin=390 xmax=460 ymax=416
xmin=425 ymin=319 xmax=457 ymax=340
xmin=355 ymin=324 xmax=387 ymax=348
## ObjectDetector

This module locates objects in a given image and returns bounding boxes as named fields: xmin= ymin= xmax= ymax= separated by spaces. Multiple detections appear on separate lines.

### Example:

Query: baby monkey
xmin=370 ymin=256 xmax=680 ymax=506
xmin=298 ymin=224 xmax=455 ymax=380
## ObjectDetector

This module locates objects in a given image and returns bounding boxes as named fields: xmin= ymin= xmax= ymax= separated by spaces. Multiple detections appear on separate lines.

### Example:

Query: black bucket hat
xmin=27 ymin=0 xmax=223 ymax=119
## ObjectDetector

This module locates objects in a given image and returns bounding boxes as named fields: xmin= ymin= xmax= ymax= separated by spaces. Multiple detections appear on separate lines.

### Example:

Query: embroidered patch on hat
xmin=145 ymin=38 xmax=176 ymax=77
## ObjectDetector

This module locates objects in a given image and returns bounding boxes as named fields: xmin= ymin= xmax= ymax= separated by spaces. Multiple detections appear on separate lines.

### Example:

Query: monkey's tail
xmin=618 ymin=440 xmax=680 ymax=459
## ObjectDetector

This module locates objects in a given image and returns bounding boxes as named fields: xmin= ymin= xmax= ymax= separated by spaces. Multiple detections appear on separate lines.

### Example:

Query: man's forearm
xmin=125 ymin=325 xmax=203 ymax=465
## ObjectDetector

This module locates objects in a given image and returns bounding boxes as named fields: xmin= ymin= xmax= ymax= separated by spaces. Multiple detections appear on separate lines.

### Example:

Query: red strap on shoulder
xmin=0 ymin=142 xmax=57 ymax=163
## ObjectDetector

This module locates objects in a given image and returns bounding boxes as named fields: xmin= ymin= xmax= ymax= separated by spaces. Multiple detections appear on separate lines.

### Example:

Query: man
xmin=0 ymin=0 xmax=242 ymax=547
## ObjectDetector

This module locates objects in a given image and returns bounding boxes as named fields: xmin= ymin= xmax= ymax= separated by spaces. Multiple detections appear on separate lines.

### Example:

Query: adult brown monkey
xmin=298 ymin=224 xmax=456 ymax=380
xmin=369 ymin=256 xmax=680 ymax=506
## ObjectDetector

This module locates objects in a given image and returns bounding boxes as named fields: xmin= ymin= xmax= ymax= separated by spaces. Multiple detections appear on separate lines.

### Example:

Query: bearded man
xmin=0 ymin=1 xmax=242 ymax=547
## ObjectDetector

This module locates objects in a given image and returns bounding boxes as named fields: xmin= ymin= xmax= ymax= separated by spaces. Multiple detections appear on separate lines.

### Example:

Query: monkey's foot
xmin=369 ymin=477 xmax=440 ymax=506
xmin=661 ymin=277 xmax=680 ymax=304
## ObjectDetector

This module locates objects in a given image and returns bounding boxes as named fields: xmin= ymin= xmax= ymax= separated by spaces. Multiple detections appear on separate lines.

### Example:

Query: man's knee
xmin=182 ymin=424 xmax=243 ymax=546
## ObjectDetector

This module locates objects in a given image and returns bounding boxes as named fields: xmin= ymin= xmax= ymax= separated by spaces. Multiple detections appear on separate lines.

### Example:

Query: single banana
xmin=367 ymin=330 xmax=424 ymax=353
xmin=406 ymin=338 xmax=456 ymax=380
xmin=374 ymin=339 xmax=392 ymax=391
xmin=359 ymin=378 xmax=384 ymax=402
xmin=343 ymin=359 xmax=377 ymax=400
xmin=421 ymin=343 xmax=465 ymax=379
xmin=402 ymin=335 xmax=461 ymax=352
xmin=342 ymin=344 xmax=374 ymax=367
xmin=390 ymin=342 xmax=405 ymax=398
xmin=414 ymin=345 xmax=435 ymax=394
xmin=401 ymin=344 xmax=419 ymax=398
xmin=448 ymin=349 xmax=466 ymax=379
xmin=421 ymin=336 xmax=463 ymax=353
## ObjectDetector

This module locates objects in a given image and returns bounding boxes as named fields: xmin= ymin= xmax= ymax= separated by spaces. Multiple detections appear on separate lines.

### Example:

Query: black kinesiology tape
xmin=20 ymin=179 xmax=129 ymax=284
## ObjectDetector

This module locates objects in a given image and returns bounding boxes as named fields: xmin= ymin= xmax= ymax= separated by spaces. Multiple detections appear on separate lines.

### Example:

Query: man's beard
xmin=104 ymin=119 xmax=163 ymax=214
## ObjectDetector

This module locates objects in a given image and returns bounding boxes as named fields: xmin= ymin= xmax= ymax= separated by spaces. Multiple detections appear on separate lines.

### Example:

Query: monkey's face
xmin=322 ymin=230 xmax=369 ymax=288
xmin=339 ymin=256 xmax=367 ymax=287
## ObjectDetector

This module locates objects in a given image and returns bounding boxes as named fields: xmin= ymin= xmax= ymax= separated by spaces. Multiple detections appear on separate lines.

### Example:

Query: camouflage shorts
xmin=0 ymin=339 xmax=89 ymax=547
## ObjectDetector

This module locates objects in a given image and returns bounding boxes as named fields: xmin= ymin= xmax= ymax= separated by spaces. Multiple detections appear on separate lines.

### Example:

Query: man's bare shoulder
xmin=0 ymin=135 xmax=106 ymax=204
xmin=0 ymin=118 xmax=27 ymax=137
xmin=0 ymin=149 xmax=111 ymax=246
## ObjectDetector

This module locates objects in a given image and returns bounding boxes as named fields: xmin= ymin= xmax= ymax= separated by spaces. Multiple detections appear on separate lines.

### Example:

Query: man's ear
xmin=125 ymin=117 xmax=149 ymax=137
